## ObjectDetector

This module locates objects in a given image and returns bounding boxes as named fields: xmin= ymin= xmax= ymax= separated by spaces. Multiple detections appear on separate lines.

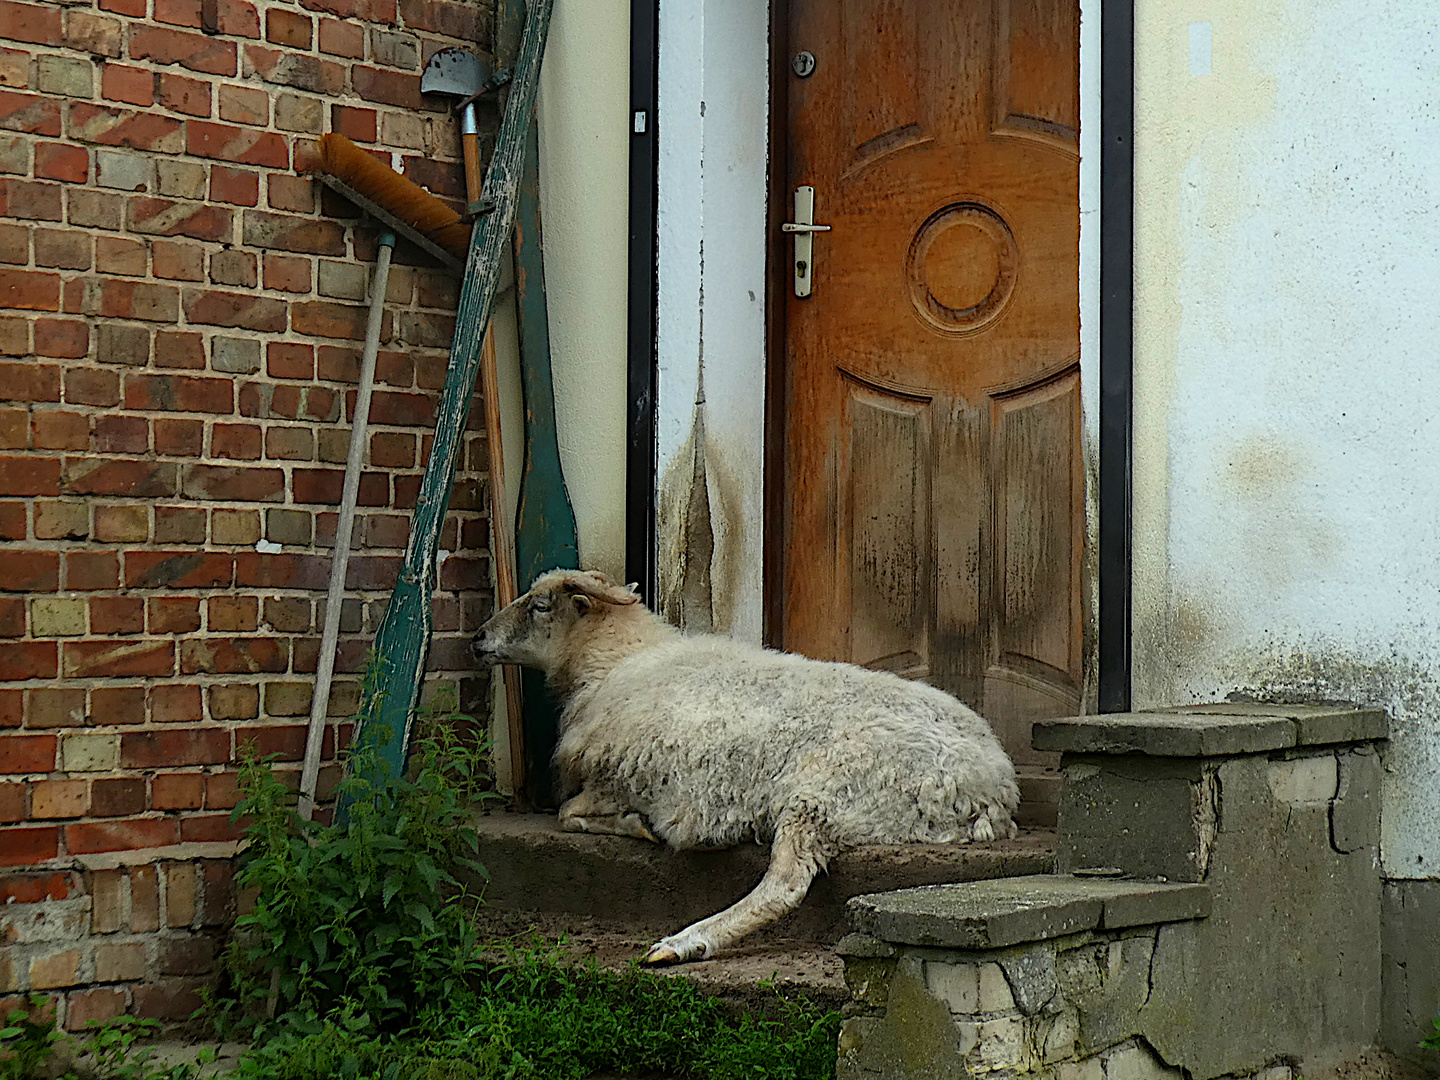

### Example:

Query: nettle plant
xmin=223 ymin=689 xmax=497 ymax=1036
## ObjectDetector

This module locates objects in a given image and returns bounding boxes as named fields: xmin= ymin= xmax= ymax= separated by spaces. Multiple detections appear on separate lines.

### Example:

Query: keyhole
xmin=792 ymin=51 xmax=816 ymax=78
xmin=796 ymin=260 xmax=808 ymax=277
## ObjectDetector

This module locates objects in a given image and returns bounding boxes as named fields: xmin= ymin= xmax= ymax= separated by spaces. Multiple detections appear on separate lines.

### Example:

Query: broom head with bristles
xmin=306 ymin=133 xmax=472 ymax=261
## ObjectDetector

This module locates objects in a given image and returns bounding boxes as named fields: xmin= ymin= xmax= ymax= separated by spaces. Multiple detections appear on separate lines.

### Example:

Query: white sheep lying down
xmin=472 ymin=569 xmax=1020 ymax=965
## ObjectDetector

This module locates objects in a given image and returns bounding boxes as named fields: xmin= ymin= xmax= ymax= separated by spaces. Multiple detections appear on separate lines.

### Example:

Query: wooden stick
xmin=479 ymin=325 xmax=527 ymax=805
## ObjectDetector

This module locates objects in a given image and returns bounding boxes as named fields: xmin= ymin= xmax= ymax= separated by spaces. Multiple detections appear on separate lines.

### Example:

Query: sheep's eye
xmin=530 ymin=596 xmax=552 ymax=613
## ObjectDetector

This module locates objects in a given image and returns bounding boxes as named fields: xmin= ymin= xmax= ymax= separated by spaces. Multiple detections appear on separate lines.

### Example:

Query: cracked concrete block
xmin=844 ymin=956 xmax=896 ymax=1010
xmin=1330 ymin=748 xmax=1380 ymax=854
xmin=1267 ymin=754 xmax=1337 ymax=807
xmin=1057 ymin=757 xmax=1211 ymax=882
xmin=1042 ymin=1006 xmax=1080 ymax=1063
xmin=1059 ymin=1058 xmax=1105 ymax=1080
xmin=924 ymin=959 xmax=978 ymax=1015
xmin=1381 ymin=880 xmax=1440 ymax=1075
xmin=979 ymin=962 xmax=1015 ymax=1013
xmin=1061 ymin=932 xmax=1155 ymax=1057
xmin=1000 ymin=947 xmax=1060 ymax=1015
xmin=977 ymin=1015 xmax=1027 ymax=1069
xmin=835 ymin=955 xmax=971 ymax=1080
xmin=1103 ymin=1041 xmax=1183 ymax=1080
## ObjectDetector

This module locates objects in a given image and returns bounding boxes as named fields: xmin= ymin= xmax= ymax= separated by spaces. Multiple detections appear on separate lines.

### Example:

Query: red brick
xmin=208 ymin=249 xmax=257 ymax=289
xmin=62 ymin=640 xmax=175 ymax=678
xmin=92 ymin=415 xmax=149 ymax=454
xmin=217 ymin=0 xmax=260 ymax=37
xmin=32 ymin=411 xmax=88 ymax=452
xmin=205 ymin=166 xmax=258 ymax=210
xmin=100 ymin=0 xmax=145 ymax=14
xmin=0 ymin=871 xmax=71 ymax=903
xmin=150 ymin=684 xmax=201 ymax=723
xmin=0 ymin=179 xmax=62 ymax=221
xmin=64 ymin=551 xmax=118 ymax=591
xmin=34 ymin=319 xmax=89 ymax=360
xmin=66 ymin=818 xmax=179 ymax=854
xmin=121 ymin=727 xmax=230 ymax=768
xmin=100 ymin=63 xmax=153 ymax=107
xmin=186 ymin=121 xmax=287 ymax=167
xmin=130 ymin=26 xmax=237 ymax=76
xmin=64 ymin=367 xmax=119 ymax=407
xmin=0 ymin=688 xmax=18 ymax=724
xmin=90 ymin=685 xmax=145 ymax=725
xmin=266 ymin=8 xmax=311 ymax=48
xmin=31 ymin=779 xmax=88 ymax=818
xmin=330 ymin=104 xmax=377 ymax=144
xmin=154 ymin=505 xmax=205 ymax=544
xmin=0 ymin=780 xmax=21 ymax=820
xmin=216 ymin=84 xmax=268 ymax=127
xmin=262 ymin=252 xmax=310 ymax=291
xmin=0 ymin=597 xmax=22 ymax=637
xmin=95 ymin=236 xmax=147 ymax=276
xmin=147 ymin=596 xmax=201 ymax=634
xmin=351 ymin=65 xmax=422 ymax=110
xmin=89 ymin=596 xmax=144 ymax=635
xmin=317 ymin=17 xmax=363 ymax=57
xmin=0 ymin=646 xmax=58 ymax=689
xmin=0 ymin=269 xmax=60 ymax=312
xmin=5 ymin=552 xmax=59 ymax=592
xmin=402 ymin=156 xmax=464 ymax=200
xmin=151 ymin=240 xmax=205 ymax=282
xmin=64 ymin=10 xmax=123 ymax=57
xmin=126 ymin=198 xmax=232 ymax=242
xmin=65 ymin=988 xmax=126 ymax=1032
xmin=211 ymin=422 xmax=261 ymax=460
xmin=63 ymin=278 xmax=180 ymax=322
xmin=157 ymin=73 xmax=210 ymax=117
xmin=35 ymin=143 xmax=88 ymax=184
xmin=232 ymin=552 xmax=328 ymax=590
xmin=243 ymin=44 xmax=343 ymax=95
xmin=67 ymin=103 xmax=183 ymax=152
xmin=154 ymin=0 xmax=202 ymax=27
xmin=0 ymin=825 xmax=58 ymax=865
xmin=293 ymin=300 xmax=384 ymax=341
xmin=154 ymin=419 xmax=203 ymax=456
xmin=180 ymin=464 xmax=283 ymax=502
xmin=1 ymin=363 xmax=57 ymax=403
xmin=179 ymin=637 xmax=287 ymax=674
xmin=95 ymin=504 xmax=151 ymax=543
xmin=155 ymin=330 xmax=205 ymax=369
xmin=234 ymin=723 xmax=306 ymax=761
xmin=181 ymin=814 xmax=242 ymax=842
xmin=132 ymin=980 xmax=203 ymax=1021
xmin=265 ymin=343 xmax=312 ymax=382
xmin=242 ymin=210 xmax=345 ymax=255
xmin=0 ymin=454 xmax=60 ymax=496
xmin=0 ymin=734 xmax=56 ymax=773
xmin=152 ymin=772 xmax=203 ymax=809
xmin=124 ymin=373 xmax=233 ymax=414
xmin=0 ymin=90 xmax=59 ymax=137
xmin=124 ymin=551 xmax=234 ymax=589
xmin=182 ymin=288 xmax=285 ymax=332
xmin=62 ymin=458 xmax=178 ymax=498
xmin=91 ymin=777 xmax=146 ymax=817
xmin=0 ymin=1 xmax=62 ymax=47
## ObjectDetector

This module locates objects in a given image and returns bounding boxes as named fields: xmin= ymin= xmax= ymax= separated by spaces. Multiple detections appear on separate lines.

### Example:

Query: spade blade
xmin=421 ymin=46 xmax=490 ymax=98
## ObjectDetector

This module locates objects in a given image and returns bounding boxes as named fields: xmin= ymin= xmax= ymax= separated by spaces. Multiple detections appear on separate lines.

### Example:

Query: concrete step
xmin=465 ymin=809 xmax=1056 ymax=947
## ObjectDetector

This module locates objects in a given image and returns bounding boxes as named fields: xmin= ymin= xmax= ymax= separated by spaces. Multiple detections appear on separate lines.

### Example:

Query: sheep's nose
xmin=471 ymin=634 xmax=494 ymax=663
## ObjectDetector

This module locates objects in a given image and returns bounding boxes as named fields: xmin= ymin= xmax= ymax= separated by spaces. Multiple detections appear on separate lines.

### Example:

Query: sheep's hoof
xmin=641 ymin=942 xmax=681 ymax=966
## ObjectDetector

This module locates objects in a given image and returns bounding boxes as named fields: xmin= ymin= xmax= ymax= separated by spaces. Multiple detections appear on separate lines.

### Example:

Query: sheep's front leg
xmin=642 ymin=817 xmax=828 ymax=965
xmin=558 ymin=787 xmax=658 ymax=843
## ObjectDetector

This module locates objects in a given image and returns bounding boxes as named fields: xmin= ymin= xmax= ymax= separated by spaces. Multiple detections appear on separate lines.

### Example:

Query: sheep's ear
xmin=572 ymin=592 xmax=594 ymax=615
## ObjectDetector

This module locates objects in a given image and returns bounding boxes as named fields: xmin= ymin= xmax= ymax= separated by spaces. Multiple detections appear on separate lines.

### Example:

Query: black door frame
xmin=625 ymin=0 xmax=1133 ymax=711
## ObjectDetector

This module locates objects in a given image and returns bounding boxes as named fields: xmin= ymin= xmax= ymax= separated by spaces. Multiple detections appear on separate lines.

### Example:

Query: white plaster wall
xmin=535 ymin=0 xmax=630 ymax=581
xmin=654 ymin=0 xmax=769 ymax=640
xmin=1130 ymin=0 xmax=1440 ymax=877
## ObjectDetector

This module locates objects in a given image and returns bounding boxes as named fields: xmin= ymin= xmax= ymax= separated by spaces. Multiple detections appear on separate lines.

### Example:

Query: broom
xmin=302 ymin=133 xmax=473 ymax=267
xmin=296 ymin=131 xmax=529 ymax=809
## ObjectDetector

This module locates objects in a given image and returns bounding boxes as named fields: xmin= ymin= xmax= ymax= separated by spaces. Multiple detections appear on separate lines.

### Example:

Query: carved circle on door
xmin=905 ymin=202 xmax=1018 ymax=335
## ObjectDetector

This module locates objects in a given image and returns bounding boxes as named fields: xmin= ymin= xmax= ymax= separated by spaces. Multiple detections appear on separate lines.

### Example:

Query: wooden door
xmin=779 ymin=0 xmax=1082 ymax=819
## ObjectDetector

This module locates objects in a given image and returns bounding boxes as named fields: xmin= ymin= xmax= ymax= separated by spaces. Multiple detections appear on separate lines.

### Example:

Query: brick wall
xmin=0 ymin=0 xmax=497 ymax=1027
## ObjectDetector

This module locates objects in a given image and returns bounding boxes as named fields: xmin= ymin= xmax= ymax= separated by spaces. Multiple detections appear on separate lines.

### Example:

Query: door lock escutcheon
xmin=784 ymin=185 xmax=831 ymax=298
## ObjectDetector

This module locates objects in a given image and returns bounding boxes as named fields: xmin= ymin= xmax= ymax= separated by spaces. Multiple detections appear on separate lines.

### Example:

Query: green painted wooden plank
xmin=342 ymin=0 xmax=554 ymax=810
xmin=500 ymin=0 xmax=580 ymax=809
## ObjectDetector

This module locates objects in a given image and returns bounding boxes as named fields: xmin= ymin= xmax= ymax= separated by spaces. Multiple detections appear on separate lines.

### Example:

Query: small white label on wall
xmin=1189 ymin=22 xmax=1213 ymax=77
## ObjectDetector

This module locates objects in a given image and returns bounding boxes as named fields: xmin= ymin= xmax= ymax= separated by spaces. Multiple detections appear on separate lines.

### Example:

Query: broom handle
xmin=299 ymin=231 xmax=394 ymax=820
xmin=479 ymin=327 xmax=527 ymax=802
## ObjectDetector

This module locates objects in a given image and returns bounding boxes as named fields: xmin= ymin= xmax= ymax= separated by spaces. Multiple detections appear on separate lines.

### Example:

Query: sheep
xmin=471 ymin=568 xmax=1020 ymax=965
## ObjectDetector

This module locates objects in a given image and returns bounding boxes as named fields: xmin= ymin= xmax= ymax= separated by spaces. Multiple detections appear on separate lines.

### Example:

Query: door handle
xmin=785 ymin=185 xmax=830 ymax=297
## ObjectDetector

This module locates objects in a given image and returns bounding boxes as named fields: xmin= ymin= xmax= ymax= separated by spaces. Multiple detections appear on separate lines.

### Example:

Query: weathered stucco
xmin=1130 ymin=0 xmax=1440 ymax=879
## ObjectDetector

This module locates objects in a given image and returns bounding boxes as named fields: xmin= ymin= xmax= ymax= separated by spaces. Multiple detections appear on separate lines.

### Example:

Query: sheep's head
xmin=471 ymin=569 xmax=641 ymax=671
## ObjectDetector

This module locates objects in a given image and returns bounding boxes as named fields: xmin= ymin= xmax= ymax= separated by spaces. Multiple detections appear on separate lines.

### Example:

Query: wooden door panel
xmin=782 ymin=0 xmax=1081 ymax=823
xmin=841 ymin=375 xmax=934 ymax=678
